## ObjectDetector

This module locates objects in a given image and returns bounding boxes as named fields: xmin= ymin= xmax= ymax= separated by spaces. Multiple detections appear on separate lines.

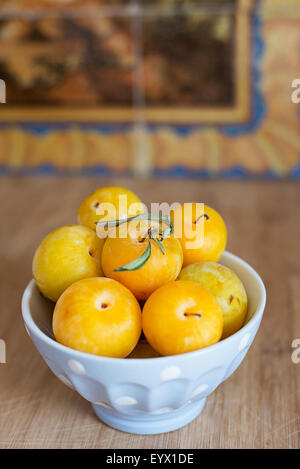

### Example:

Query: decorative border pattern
xmin=0 ymin=0 xmax=300 ymax=178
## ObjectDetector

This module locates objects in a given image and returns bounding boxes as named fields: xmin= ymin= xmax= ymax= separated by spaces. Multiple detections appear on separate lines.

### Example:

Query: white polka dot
xmin=154 ymin=407 xmax=173 ymax=414
xmin=191 ymin=384 xmax=208 ymax=397
xmin=68 ymin=359 xmax=85 ymax=375
xmin=94 ymin=401 xmax=110 ymax=408
xmin=160 ymin=366 xmax=181 ymax=381
xmin=115 ymin=396 xmax=137 ymax=406
xmin=239 ymin=333 xmax=251 ymax=351
xmin=58 ymin=374 xmax=73 ymax=389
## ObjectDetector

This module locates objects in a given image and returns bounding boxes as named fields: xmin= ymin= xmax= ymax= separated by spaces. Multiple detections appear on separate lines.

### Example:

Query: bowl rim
xmin=22 ymin=250 xmax=266 ymax=365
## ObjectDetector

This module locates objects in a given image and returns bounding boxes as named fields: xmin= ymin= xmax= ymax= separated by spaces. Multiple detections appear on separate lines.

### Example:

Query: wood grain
xmin=0 ymin=177 xmax=299 ymax=449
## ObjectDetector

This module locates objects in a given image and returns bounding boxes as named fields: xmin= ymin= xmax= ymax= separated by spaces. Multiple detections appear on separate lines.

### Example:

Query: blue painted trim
xmin=0 ymin=164 xmax=132 ymax=177
xmin=218 ymin=9 xmax=266 ymax=136
xmin=153 ymin=166 xmax=300 ymax=180
xmin=1 ymin=164 xmax=300 ymax=180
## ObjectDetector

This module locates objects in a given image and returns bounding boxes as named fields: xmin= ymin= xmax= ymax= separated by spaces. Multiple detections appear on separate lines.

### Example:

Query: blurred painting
xmin=0 ymin=0 xmax=250 ymax=123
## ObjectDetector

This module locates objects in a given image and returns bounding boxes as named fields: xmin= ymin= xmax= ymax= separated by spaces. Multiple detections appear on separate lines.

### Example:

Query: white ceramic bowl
xmin=22 ymin=251 xmax=266 ymax=434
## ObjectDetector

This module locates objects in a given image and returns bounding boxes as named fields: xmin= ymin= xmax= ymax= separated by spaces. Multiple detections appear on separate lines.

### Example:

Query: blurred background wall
xmin=0 ymin=0 xmax=299 ymax=178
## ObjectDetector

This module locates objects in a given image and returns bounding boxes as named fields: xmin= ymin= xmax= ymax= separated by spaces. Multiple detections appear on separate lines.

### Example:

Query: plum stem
xmin=184 ymin=313 xmax=202 ymax=318
xmin=194 ymin=213 xmax=209 ymax=224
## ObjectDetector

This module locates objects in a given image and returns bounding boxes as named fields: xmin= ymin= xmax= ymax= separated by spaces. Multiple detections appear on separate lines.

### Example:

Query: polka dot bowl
xmin=22 ymin=251 xmax=266 ymax=435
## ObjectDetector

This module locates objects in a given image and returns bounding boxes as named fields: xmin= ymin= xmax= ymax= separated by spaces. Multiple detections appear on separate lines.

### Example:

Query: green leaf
xmin=96 ymin=212 xmax=172 ymax=228
xmin=95 ymin=213 xmax=141 ymax=229
xmin=153 ymin=238 xmax=165 ymax=255
xmin=114 ymin=240 xmax=152 ymax=272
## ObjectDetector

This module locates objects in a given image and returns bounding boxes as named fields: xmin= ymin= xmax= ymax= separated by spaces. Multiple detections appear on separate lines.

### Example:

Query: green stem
xmin=114 ymin=240 xmax=151 ymax=272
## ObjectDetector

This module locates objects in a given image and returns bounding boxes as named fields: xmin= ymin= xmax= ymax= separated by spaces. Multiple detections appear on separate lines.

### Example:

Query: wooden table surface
xmin=0 ymin=177 xmax=300 ymax=449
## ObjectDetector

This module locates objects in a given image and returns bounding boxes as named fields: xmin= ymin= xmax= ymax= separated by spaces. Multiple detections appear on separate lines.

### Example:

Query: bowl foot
xmin=92 ymin=398 xmax=206 ymax=435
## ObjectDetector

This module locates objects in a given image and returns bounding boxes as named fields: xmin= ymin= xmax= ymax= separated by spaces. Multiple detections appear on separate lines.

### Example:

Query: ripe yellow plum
xmin=171 ymin=203 xmax=227 ymax=266
xmin=53 ymin=277 xmax=142 ymax=357
xmin=33 ymin=225 xmax=104 ymax=302
xmin=78 ymin=186 xmax=144 ymax=233
xmin=179 ymin=262 xmax=248 ymax=338
xmin=142 ymin=280 xmax=223 ymax=356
